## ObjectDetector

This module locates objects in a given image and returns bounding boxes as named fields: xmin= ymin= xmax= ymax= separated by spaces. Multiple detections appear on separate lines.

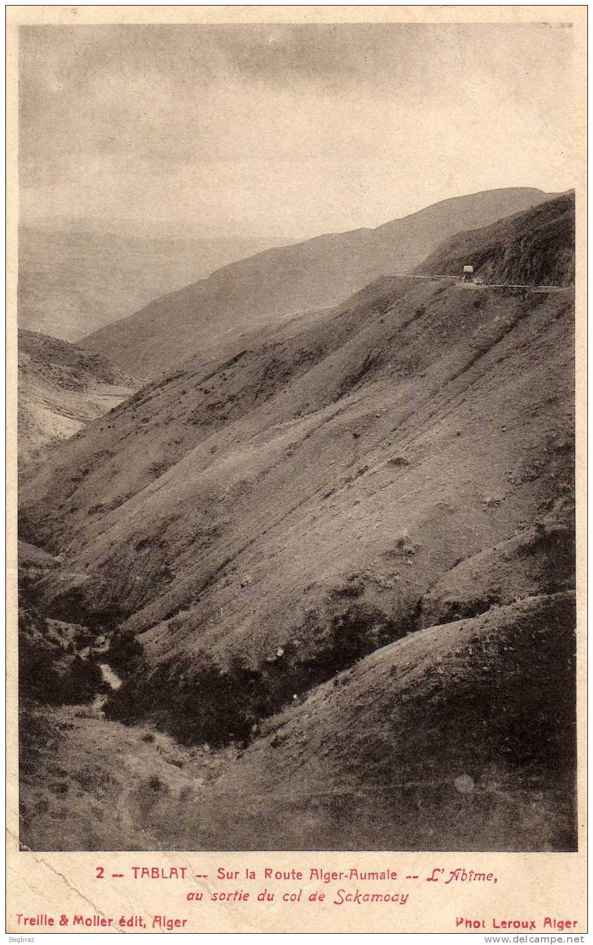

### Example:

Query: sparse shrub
xmin=148 ymin=460 xmax=169 ymax=477
xmin=18 ymin=608 xmax=103 ymax=705
xmin=68 ymin=656 xmax=104 ymax=703
xmin=108 ymin=627 xmax=145 ymax=675
xmin=331 ymin=581 xmax=364 ymax=599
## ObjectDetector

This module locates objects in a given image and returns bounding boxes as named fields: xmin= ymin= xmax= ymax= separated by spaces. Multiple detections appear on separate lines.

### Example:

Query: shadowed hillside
xmin=80 ymin=188 xmax=552 ymax=378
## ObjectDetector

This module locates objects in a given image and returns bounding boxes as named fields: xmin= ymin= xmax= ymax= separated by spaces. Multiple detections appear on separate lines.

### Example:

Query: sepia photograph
xmin=13 ymin=11 xmax=581 ymax=861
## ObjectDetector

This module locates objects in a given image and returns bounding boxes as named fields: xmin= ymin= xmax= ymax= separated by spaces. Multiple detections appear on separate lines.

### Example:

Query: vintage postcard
xmin=5 ymin=4 xmax=587 ymax=936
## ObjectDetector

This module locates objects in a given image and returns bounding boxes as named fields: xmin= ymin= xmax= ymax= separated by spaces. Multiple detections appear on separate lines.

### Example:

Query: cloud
xmin=19 ymin=23 xmax=578 ymax=237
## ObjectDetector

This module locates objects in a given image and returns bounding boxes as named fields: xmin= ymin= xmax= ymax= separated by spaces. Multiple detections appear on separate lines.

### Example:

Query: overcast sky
xmin=19 ymin=22 xmax=577 ymax=240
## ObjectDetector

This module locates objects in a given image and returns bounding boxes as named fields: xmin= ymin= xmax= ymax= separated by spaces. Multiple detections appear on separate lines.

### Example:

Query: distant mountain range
xmin=80 ymin=187 xmax=553 ymax=378
xmin=18 ymin=226 xmax=288 ymax=342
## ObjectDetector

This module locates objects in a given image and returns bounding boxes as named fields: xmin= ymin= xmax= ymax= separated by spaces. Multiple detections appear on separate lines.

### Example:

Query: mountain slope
xmin=418 ymin=192 xmax=575 ymax=286
xmin=18 ymin=195 xmax=576 ymax=851
xmin=185 ymin=591 xmax=576 ymax=851
xmin=18 ymin=225 xmax=285 ymax=342
xmin=18 ymin=329 xmax=138 ymax=467
xmin=20 ymin=196 xmax=575 ymax=742
xmin=80 ymin=188 xmax=552 ymax=378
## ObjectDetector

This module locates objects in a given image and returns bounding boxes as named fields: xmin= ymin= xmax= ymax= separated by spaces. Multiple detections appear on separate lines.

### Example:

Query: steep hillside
xmin=183 ymin=592 xmax=576 ymax=851
xmin=418 ymin=192 xmax=575 ymax=286
xmin=18 ymin=225 xmax=284 ymax=342
xmin=20 ymin=286 xmax=574 ymax=729
xmin=21 ymin=593 xmax=575 ymax=851
xmin=18 ymin=329 xmax=137 ymax=467
xmin=80 ymin=188 xmax=552 ymax=378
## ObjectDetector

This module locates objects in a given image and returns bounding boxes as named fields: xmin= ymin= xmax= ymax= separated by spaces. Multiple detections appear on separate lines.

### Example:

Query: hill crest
xmin=80 ymin=187 xmax=552 ymax=379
